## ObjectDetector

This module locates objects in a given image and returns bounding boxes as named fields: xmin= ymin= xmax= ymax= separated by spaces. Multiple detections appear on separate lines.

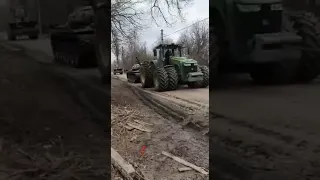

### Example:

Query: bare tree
xmin=111 ymin=0 xmax=193 ymax=39
xmin=148 ymin=0 xmax=193 ymax=26
xmin=120 ymin=30 xmax=154 ymax=69
xmin=178 ymin=20 xmax=209 ymax=65
xmin=111 ymin=31 xmax=121 ymax=66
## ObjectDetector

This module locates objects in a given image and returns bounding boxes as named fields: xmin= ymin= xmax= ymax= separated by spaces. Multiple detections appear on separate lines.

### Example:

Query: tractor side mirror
xmin=187 ymin=48 xmax=190 ymax=55
xmin=153 ymin=49 xmax=157 ymax=57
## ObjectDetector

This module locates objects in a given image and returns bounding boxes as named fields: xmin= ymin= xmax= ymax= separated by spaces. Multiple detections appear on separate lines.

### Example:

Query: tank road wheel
xmin=52 ymin=50 xmax=59 ymax=62
xmin=153 ymin=67 xmax=168 ymax=92
xmin=165 ymin=66 xmax=179 ymax=90
xmin=288 ymin=12 xmax=320 ymax=82
xmin=71 ymin=53 xmax=80 ymax=68
xmin=140 ymin=62 xmax=153 ymax=88
xmin=55 ymin=52 xmax=62 ymax=63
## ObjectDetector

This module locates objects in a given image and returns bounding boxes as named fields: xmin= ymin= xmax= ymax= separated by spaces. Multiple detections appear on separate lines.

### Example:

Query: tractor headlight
xmin=270 ymin=4 xmax=282 ymax=11
xmin=237 ymin=4 xmax=261 ymax=12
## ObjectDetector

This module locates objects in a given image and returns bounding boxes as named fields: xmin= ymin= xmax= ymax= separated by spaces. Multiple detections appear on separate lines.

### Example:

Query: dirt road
xmin=0 ymin=45 xmax=109 ymax=179
xmin=117 ymin=73 xmax=209 ymax=105
xmin=111 ymin=77 xmax=209 ymax=179
xmin=210 ymin=75 xmax=320 ymax=180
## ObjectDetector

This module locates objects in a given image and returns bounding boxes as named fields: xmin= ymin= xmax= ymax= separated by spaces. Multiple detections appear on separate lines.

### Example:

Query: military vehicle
xmin=7 ymin=6 xmax=39 ymax=41
xmin=50 ymin=1 xmax=110 ymax=84
xmin=50 ymin=6 xmax=97 ymax=68
xmin=140 ymin=34 xmax=209 ymax=92
xmin=127 ymin=64 xmax=141 ymax=83
xmin=113 ymin=67 xmax=123 ymax=75
xmin=211 ymin=0 xmax=320 ymax=86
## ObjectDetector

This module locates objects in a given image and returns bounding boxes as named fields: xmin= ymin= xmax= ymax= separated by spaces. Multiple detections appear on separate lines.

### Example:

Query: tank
xmin=49 ymin=6 xmax=97 ymax=68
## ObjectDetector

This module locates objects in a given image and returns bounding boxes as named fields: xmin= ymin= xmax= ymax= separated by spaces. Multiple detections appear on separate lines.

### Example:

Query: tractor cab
xmin=152 ymin=43 xmax=187 ymax=66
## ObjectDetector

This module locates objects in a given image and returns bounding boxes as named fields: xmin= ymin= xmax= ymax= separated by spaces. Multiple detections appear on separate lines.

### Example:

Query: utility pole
xmin=36 ymin=0 xmax=42 ymax=34
xmin=160 ymin=29 xmax=164 ymax=66
xmin=161 ymin=29 xmax=164 ymax=45
xmin=121 ymin=46 xmax=124 ymax=68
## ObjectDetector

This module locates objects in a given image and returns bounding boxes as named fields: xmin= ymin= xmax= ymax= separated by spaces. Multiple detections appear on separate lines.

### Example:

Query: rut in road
xmin=111 ymin=78 xmax=209 ymax=180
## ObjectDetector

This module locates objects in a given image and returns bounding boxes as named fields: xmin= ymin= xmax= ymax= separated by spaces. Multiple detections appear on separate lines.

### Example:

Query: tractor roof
xmin=154 ymin=43 xmax=184 ymax=49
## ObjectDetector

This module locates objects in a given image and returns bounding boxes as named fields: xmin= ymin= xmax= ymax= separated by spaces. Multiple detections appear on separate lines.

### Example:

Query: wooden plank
xmin=111 ymin=148 xmax=136 ymax=179
xmin=127 ymin=122 xmax=152 ymax=132
xmin=162 ymin=151 xmax=208 ymax=175
xmin=178 ymin=167 xmax=193 ymax=172
xmin=134 ymin=120 xmax=153 ymax=126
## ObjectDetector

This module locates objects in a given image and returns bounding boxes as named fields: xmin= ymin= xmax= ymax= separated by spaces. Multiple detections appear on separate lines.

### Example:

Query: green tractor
xmin=211 ymin=0 xmax=320 ymax=86
xmin=140 ymin=42 xmax=209 ymax=92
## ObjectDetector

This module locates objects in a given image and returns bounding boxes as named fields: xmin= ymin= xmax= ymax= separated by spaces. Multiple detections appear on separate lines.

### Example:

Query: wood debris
xmin=178 ymin=167 xmax=193 ymax=172
xmin=111 ymin=148 xmax=136 ymax=179
xmin=127 ymin=122 xmax=152 ymax=132
xmin=124 ymin=125 xmax=134 ymax=131
xmin=161 ymin=151 xmax=208 ymax=175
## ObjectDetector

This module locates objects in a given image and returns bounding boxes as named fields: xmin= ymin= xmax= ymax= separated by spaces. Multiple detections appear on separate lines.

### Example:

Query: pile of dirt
xmin=0 ymin=48 xmax=109 ymax=179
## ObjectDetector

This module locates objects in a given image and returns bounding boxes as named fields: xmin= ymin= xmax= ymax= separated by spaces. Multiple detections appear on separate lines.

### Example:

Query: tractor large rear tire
xmin=165 ymin=66 xmax=179 ymax=90
xmin=140 ymin=62 xmax=153 ymax=88
xmin=153 ymin=67 xmax=168 ymax=92
xmin=289 ymin=12 xmax=320 ymax=82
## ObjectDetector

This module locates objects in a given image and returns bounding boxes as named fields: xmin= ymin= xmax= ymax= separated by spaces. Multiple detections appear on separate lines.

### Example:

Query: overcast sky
xmin=112 ymin=0 xmax=209 ymax=62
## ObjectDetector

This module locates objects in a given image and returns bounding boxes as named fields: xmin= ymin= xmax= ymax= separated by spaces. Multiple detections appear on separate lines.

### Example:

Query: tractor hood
xmin=235 ymin=0 xmax=282 ymax=4
xmin=171 ymin=56 xmax=198 ymax=64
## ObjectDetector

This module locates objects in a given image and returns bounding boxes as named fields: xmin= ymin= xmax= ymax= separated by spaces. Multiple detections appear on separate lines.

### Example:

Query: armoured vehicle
xmin=50 ymin=6 xmax=97 ymax=68
xmin=127 ymin=64 xmax=141 ymax=83
xmin=140 ymin=41 xmax=209 ymax=92
xmin=7 ymin=6 xmax=39 ymax=41
xmin=211 ymin=0 xmax=320 ymax=86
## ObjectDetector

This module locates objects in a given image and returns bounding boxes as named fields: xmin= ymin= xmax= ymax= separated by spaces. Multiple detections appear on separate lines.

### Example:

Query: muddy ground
xmin=111 ymin=78 xmax=209 ymax=180
xmin=210 ymin=75 xmax=320 ymax=180
xmin=0 ymin=46 xmax=109 ymax=179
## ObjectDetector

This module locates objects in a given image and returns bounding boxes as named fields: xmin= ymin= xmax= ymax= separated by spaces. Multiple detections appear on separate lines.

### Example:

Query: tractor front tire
xmin=197 ymin=65 xmax=209 ymax=88
xmin=140 ymin=62 xmax=153 ymax=88
xmin=250 ymin=59 xmax=299 ymax=85
xmin=165 ymin=66 xmax=179 ymax=90
xmin=153 ymin=67 xmax=168 ymax=92
xmin=289 ymin=12 xmax=320 ymax=82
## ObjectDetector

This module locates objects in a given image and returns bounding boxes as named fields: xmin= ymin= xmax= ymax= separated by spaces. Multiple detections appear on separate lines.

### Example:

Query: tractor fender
xmin=150 ymin=60 xmax=157 ymax=68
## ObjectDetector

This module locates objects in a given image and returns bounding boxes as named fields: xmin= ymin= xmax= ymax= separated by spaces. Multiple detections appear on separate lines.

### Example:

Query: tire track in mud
xmin=210 ymin=112 xmax=320 ymax=179
xmin=211 ymin=111 xmax=320 ymax=153
xmin=113 ymin=76 xmax=209 ymax=134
